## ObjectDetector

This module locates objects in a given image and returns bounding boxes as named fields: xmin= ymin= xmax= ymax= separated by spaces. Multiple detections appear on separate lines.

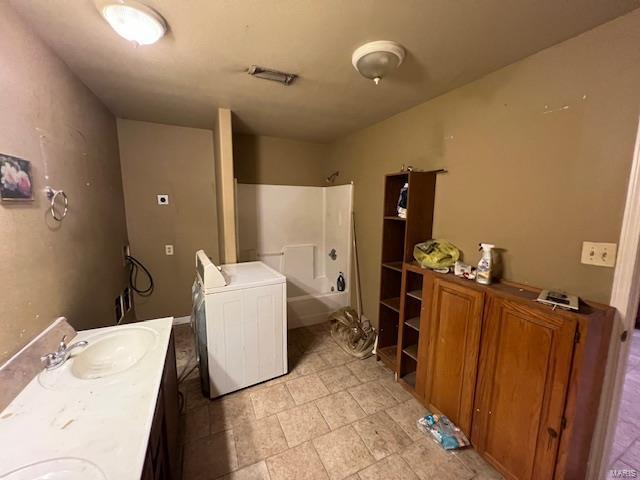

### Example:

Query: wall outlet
xmin=581 ymin=242 xmax=617 ymax=267
xmin=157 ymin=194 xmax=169 ymax=205
xmin=165 ymin=244 xmax=174 ymax=256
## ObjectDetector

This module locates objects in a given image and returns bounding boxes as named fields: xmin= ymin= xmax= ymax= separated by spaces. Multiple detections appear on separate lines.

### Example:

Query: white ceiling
xmin=10 ymin=0 xmax=640 ymax=142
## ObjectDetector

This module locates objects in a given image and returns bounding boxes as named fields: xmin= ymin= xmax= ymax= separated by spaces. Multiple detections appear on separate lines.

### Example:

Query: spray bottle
xmin=476 ymin=243 xmax=495 ymax=285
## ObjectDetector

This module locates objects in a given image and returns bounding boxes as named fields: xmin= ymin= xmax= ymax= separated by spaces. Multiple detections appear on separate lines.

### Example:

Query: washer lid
xmin=204 ymin=261 xmax=285 ymax=294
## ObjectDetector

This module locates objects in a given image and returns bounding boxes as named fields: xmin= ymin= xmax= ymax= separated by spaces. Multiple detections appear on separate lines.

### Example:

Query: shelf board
xmin=382 ymin=261 xmax=403 ymax=273
xmin=380 ymin=297 xmax=401 ymax=313
xmin=383 ymin=215 xmax=406 ymax=221
xmin=401 ymin=371 xmax=417 ymax=389
xmin=402 ymin=344 xmax=419 ymax=361
xmin=407 ymin=289 xmax=422 ymax=301
xmin=377 ymin=345 xmax=397 ymax=371
xmin=405 ymin=317 xmax=421 ymax=332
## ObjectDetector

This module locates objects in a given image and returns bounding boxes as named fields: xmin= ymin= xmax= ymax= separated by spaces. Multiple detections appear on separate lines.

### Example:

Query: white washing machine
xmin=191 ymin=250 xmax=288 ymax=398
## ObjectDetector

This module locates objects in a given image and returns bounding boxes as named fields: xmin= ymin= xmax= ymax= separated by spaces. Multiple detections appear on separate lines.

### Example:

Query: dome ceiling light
xmin=352 ymin=40 xmax=405 ymax=85
xmin=97 ymin=0 xmax=167 ymax=46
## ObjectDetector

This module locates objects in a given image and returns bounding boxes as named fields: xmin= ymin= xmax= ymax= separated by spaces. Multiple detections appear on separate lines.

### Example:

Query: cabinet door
xmin=423 ymin=278 xmax=484 ymax=436
xmin=471 ymin=297 xmax=576 ymax=480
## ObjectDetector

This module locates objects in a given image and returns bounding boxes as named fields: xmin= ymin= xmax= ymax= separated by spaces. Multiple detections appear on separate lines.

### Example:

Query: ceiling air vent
xmin=247 ymin=65 xmax=297 ymax=86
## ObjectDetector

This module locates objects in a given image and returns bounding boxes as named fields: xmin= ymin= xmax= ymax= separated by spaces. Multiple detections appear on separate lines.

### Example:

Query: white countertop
xmin=0 ymin=318 xmax=173 ymax=479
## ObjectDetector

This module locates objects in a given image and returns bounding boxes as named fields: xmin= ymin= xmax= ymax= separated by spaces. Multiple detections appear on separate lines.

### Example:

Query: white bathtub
xmin=287 ymin=290 xmax=350 ymax=329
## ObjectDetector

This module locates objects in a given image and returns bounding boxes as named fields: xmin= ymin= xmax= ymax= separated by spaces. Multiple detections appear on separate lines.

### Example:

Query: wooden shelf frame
xmin=376 ymin=170 xmax=441 ymax=376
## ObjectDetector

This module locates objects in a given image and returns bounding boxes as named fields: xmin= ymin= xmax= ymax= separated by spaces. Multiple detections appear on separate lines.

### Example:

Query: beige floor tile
xmin=348 ymin=381 xmax=397 ymax=415
xmin=377 ymin=377 xmax=414 ymax=403
xmin=318 ymin=346 xmax=354 ymax=367
xmin=307 ymin=322 xmax=332 ymax=337
xmin=251 ymin=384 xmax=296 ymax=419
xmin=183 ymin=429 xmax=238 ymax=480
xmin=286 ymin=374 xmax=330 ymax=404
xmin=184 ymin=404 xmax=210 ymax=443
xmin=262 ymin=369 xmax=300 ymax=387
xmin=277 ymin=402 xmax=330 ymax=447
xmin=210 ymin=392 xmax=257 ymax=433
xmin=401 ymin=439 xmax=473 ymax=480
xmin=452 ymin=449 xmax=504 ymax=479
xmin=266 ymin=441 xmax=329 ymax=480
xmin=174 ymin=324 xmax=194 ymax=373
xmin=385 ymin=399 xmax=428 ymax=441
xmin=183 ymin=377 xmax=211 ymax=411
xmin=313 ymin=425 xmax=374 ymax=480
xmin=315 ymin=390 xmax=367 ymax=430
xmin=319 ymin=365 xmax=361 ymax=393
xmin=292 ymin=352 xmax=330 ymax=375
xmin=621 ymin=439 xmax=640 ymax=469
xmin=346 ymin=359 xmax=391 ymax=383
xmin=352 ymin=411 xmax=412 ymax=460
xmin=308 ymin=335 xmax=340 ymax=353
xmin=357 ymin=454 xmax=419 ymax=480
xmin=219 ymin=461 xmax=271 ymax=480
xmin=233 ymin=415 xmax=289 ymax=468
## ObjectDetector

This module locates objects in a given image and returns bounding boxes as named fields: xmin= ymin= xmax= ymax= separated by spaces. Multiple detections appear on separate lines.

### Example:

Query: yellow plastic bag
xmin=413 ymin=240 xmax=460 ymax=269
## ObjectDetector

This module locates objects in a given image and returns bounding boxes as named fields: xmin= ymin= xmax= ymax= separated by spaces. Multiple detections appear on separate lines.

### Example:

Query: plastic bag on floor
xmin=417 ymin=414 xmax=470 ymax=450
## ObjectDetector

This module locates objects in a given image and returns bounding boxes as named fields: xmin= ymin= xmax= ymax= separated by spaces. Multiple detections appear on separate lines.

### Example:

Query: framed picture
xmin=0 ymin=154 xmax=33 ymax=201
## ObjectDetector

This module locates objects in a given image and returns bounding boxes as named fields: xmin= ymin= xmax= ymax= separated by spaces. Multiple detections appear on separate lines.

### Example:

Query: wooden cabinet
xmin=141 ymin=332 xmax=180 ymax=480
xmin=421 ymin=277 xmax=484 ymax=436
xmin=471 ymin=296 xmax=576 ymax=480
xmin=396 ymin=264 xmax=613 ymax=480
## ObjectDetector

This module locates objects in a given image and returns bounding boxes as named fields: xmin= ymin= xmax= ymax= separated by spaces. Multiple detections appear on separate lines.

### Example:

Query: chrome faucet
xmin=41 ymin=335 xmax=88 ymax=370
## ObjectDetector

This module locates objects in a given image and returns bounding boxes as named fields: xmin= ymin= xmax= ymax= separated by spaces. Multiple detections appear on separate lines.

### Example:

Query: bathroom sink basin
xmin=0 ymin=458 xmax=106 ymax=480
xmin=70 ymin=327 xmax=157 ymax=380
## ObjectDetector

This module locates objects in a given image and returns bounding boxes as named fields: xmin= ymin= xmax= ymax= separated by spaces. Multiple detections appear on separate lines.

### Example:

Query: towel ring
xmin=46 ymin=187 xmax=68 ymax=222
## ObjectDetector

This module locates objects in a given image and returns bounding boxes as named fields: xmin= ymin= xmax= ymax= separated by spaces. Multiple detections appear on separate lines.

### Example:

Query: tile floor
xmin=608 ymin=329 xmax=640 ymax=475
xmin=174 ymin=322 xmax=502 ymax=480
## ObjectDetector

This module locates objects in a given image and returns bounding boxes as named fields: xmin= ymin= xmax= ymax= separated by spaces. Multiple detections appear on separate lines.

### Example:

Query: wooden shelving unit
xmin=376 ymin=170 xmax=440 ymax=373
xmin=381 ymin=261 xmax=403 ymax=272
xmin=380 ymin=297 xmax=401 ymax=312
xmin=405 ymin=317 xmax=420 ymax=331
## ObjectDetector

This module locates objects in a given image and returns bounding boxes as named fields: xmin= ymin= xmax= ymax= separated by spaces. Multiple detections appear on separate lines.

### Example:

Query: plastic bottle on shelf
xmin=476 ymin=243 xmax=495 ymax=285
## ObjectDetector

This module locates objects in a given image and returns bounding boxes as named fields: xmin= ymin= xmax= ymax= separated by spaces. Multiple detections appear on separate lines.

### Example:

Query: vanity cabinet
xmin=396 ymin=264 xmax=614 ymax=480
xmin=142 ymin=332 xmax=180 ymax=480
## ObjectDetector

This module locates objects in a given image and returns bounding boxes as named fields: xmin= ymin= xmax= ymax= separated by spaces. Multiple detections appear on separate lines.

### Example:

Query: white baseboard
xmin=173 ymin=316 xmax=190 ymax=326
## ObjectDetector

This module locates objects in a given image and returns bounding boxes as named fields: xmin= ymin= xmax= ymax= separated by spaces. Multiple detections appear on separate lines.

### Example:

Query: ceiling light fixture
xmin=352 ymin=41 xmax=405 ymax=85
xmin=247 ymin=65 xmax=297 ymax=86
xmin=98 ymin=0 xmax=167 ymax=46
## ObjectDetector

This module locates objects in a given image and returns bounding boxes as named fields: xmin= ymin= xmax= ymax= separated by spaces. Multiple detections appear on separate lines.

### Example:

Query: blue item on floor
xmin=417 ymin=414 xmax=470 ymax=450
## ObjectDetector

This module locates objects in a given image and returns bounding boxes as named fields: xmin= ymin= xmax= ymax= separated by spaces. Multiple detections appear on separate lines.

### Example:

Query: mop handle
xmin=352 ymin=211 xmax=363 ymax=319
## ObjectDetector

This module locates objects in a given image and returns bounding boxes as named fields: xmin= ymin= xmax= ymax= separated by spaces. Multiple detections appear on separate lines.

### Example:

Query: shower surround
xmin=236 ymin=183 xmax=354 ymax=328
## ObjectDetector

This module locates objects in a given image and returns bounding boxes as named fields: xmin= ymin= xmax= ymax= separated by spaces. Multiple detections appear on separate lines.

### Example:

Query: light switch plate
xmin=581 ymin=242 xmax=617 ymax=267
xmin=165 ymin=244 xmax=174 ymax=256
xmin=157 ymin=194 xmax=169 ymax=205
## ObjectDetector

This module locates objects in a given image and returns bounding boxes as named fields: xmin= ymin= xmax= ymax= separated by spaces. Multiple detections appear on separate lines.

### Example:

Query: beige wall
xmin=326 ymin=10 xmax=640 ymax=325
xmin=234 ymin=134 xmax=329 ymax=187
xmin=117 ymin=119 xmax=219 ymax=320
xmin=0 ymin=5 xmax=129 ymax=363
